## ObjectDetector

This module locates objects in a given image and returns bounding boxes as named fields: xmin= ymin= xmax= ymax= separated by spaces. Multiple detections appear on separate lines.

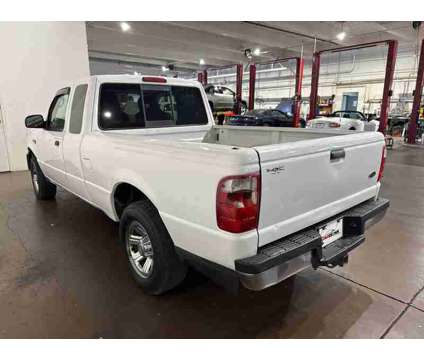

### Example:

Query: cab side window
xmin=46 ymin=92 xmax=69 ymax=132
xmin=69 ymin=84 xmax=88 ymax=134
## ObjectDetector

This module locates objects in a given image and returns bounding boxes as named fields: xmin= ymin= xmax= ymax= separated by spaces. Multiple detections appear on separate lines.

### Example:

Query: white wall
xmin=0 ymin=22 xmax=90 ymax=171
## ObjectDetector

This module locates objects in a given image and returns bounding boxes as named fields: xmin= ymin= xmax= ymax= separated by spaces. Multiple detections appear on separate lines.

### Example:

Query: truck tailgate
xmin=254 ymin=131 xmax=385 ymax=247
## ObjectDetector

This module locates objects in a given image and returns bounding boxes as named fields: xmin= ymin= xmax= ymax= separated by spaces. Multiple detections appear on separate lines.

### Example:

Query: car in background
xmin=204 ymin=84 xmax=247 ymax=113
xmin=227 ymin=109 xmax=305 ymax=127
xmin=387 ymin=114 xmax=409 ymax=135
xmin=308 ymin=110 xmax=379 ymax=131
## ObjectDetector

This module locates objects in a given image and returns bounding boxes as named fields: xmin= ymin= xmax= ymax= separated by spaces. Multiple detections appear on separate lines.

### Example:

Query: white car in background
xmin=307 ymin=111 xmax=380 ymax=132
xmin=204 ymin=84 xmax=247 ymax=113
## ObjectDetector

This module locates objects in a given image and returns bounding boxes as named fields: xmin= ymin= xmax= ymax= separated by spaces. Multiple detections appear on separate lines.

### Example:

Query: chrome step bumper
xmin=236 ymin=197 xmax=389 ymax=291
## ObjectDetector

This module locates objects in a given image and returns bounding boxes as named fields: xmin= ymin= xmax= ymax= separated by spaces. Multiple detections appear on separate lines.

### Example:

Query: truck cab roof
xmin=90 ymin=74 xmax=200 ymax=87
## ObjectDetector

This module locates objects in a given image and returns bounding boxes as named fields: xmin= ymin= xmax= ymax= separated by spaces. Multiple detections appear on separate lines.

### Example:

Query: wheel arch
xmin=26 ymin=147 xmax=36 ymax=169
xmin=111 ymin=181 xmax=159 ymax=220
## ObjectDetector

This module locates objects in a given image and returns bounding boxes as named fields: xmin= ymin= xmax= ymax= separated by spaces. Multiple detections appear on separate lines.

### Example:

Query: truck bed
xmin=202 ymin=125 xmax=346 ymax=147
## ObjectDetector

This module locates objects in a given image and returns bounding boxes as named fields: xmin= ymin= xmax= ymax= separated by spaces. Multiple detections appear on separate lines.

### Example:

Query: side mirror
xmin=25 ymin=115 xmax=45 ymax=128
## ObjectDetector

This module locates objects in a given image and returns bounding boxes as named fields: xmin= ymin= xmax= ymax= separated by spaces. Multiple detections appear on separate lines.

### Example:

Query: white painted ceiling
xmin=86 ymin=21 xmax=423 ymax=73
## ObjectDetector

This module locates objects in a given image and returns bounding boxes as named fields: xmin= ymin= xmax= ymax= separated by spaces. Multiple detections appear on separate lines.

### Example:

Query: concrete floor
xmin=1 ymin=144 xmax=424 ymax=338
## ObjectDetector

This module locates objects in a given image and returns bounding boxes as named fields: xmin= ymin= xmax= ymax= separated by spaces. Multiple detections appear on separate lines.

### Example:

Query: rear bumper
xmin=235 ymin=197 xmax=389 ymax=291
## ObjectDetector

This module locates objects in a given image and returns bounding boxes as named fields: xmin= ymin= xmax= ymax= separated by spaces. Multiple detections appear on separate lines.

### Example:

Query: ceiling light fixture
xmin=161 ymin=66 xmax=169 ymax=72
xmin=199 ymin=58 xmax=205 ymax=65
xmin=253 ymin=48 xmax=261 ymax=56
xmin=336 ymin=22 xmax=346 ymax=41
xmin=120 ymin=22 xmax=131 ymax=32
xmin=337 ymin=31 xmax=346 ymax=41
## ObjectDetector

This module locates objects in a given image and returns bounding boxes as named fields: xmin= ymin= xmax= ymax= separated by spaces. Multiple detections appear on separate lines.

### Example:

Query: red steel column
xmin=293 ymin=57 xmax=304 ymax=127
xmin=378 ymin=40 xmax=398 ymax=134
xmin=308 ymin=52 xmax=321 ymax=120
xmin=197 ymin=72 xmax=203 ymax=84
xmin=408 ymin=39 xmax=424 ymax=144
xmin=202 ymin=70 xmax=208 ymax=85
xmin=235 ymin=64 xmax=243 ymax=114
xmin=248 ymin=64 xmax=256 ymax=111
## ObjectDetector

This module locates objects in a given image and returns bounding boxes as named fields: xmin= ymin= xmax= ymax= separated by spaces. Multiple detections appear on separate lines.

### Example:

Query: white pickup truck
xmin=25 ymin=75 xmax=389 ymax=295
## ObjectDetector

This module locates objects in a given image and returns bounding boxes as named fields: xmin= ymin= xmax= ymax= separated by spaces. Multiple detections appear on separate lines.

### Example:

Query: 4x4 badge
xmin=266 ymin=165 xmax=285 ymax=174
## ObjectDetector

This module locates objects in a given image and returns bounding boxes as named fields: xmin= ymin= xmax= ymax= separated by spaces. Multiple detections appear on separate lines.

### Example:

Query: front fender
xmin=27 ymin=142 xmax=40 ymax=168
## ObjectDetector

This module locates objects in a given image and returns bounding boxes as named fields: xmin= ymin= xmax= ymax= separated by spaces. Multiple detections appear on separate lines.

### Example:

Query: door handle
xmin=330 ymin=148 xmax=345 ymax=161
xmin=54 ymin=140 xmax=60 ymax=147
xmin=82 ymin=156 xmax=92 ymax=169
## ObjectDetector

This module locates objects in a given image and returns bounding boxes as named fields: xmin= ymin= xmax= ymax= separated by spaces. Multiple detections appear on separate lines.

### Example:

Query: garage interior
xmin=1 ymin=21 xmax=424 ymax=338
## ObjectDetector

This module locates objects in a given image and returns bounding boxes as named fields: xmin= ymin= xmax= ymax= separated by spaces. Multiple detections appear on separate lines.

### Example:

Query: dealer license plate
xmin=319 ymin=218 xmax=343 ymax=247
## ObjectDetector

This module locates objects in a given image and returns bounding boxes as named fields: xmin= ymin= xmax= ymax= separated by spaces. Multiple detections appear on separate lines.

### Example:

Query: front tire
xmin=120 ymin=200 xmax=187 ymax=295
xmin=29 ymin=156 xmax=56 ymax=200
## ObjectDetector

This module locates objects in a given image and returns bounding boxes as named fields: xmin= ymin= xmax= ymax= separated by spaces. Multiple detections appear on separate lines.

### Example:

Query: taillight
xmin=329 ymin=122 xmax=341 ymax=128
xmin=377 ymin=145 xmax=387 ymax=182
xmin=216 ymin=172 xmax=261 ymax=233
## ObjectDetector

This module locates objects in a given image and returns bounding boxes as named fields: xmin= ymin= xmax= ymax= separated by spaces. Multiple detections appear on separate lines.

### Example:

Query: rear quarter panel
xmin=81 ymin=132 xmax=261 ymax=269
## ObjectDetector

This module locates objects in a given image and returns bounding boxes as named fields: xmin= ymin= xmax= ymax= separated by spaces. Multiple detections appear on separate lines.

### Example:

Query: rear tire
xmin=119 ymin=200 xmax=187 ymax=295
xmin=29 ymin=156 xmax=56 ymax=200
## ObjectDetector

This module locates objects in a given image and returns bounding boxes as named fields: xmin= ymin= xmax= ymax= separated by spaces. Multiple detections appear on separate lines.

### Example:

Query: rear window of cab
xmin=98 ymin=83 xmax=209 ymax=130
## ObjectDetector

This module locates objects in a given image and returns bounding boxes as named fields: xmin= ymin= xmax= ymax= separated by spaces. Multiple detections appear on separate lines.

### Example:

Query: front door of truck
xmin=38 ymin=88 xmax=69 ymax=186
